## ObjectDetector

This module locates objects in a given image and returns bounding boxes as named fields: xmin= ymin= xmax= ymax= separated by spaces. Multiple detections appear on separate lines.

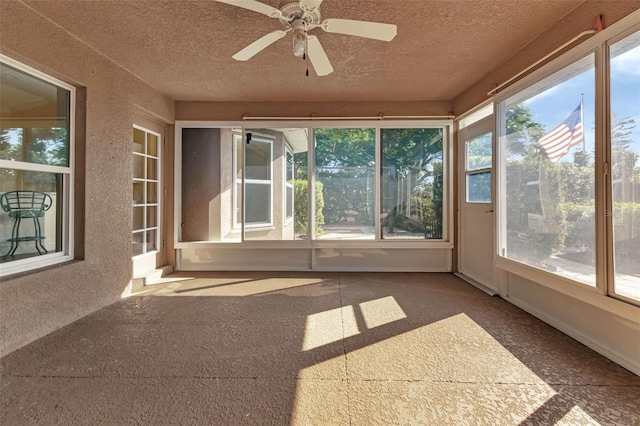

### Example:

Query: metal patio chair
xmin=0 ymin=190 xmax=53 ymax=259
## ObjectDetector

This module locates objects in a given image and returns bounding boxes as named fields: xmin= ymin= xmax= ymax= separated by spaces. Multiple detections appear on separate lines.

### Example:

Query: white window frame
xmin=464 ymin=134 xmax=492 ymax=204
xmin=232 ymin=133 xmax=242 ymax=230
xmin=493 ymin=11 xmax=640 ymax=309
xmin=132 ymin=125 xmax=161 ymax=258
xmin=285 ymin=146 xmax=294 ymax=224
xmin=0 ymin=55 xmax=75 ymax=277
xmin=242 ymin=134 xmax=273 ymax=229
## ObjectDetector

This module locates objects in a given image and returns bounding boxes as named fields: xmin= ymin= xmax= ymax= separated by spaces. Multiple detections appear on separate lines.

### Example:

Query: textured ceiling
xmin=22 ymin=0 xmax=585 ymax=102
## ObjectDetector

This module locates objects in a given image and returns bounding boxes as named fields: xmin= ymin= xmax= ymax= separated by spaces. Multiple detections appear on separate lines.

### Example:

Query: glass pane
xmin=466 ymin=132 xmax=492 ymax=170
xmin=235 ymin=182 xmax=242 ymax=227
xmin=381 ymin=128 xmax=444 ymax=240
xmin=146 ymin=229 xmax=157 ymax=252
xmin=314 ymin=128 xmax=375 ymax=240
xmin=286 ymin=150 xmax=294 ymax=182
xmin=500 ymin=54 xmax=595 ymax=285
xmin=133 ymin=128 xmax=144 ymax=153
xmin=132 ymin=206 xmax=144 ymax=231
xmin=133 ymin=154 xmax=144 ymax=179
xmin=293 ymin=151 xmax=309 ymax=240
xmin=467 ymin=171 xmax=491 ymax=203
xmin=245 ymin=183 xmax=270 ymax=225
xmin=147 ymin=157 xmax=157 ymax=180
xmin=146 ymin=182 xmax=157 ymax=204
xmin=0 ymin=170 xmax=63 ymax=262
xmin=147 ymin=206 xmax=157 ymax=228
xmin=241 ymin=128 xmax=308 ymax=241
xmin=610 ymin=30 xmax=640 ymax=302
xmin=0 ymin=62 xmax=70 ymax=167
xmin=132 ymin=232 xmax=144 ymax=256
xmin=147 ymin=133 xmax=158 ymax=157
xmin=133 ymin=181 xmax=144 ymax=205
xmin=245 ymin=138 xmax=271 ymax=180
xmin=286 ymin=185 xmax=294 ymax=219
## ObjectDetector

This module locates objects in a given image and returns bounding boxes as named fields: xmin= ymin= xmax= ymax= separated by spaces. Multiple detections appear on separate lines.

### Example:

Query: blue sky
xmin=525 ymin=39 xmax=640 ymax=160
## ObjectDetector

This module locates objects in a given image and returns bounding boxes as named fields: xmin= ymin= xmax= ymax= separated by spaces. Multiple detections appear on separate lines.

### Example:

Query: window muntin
xmin=381 ymin=128 xmax=444 ymax=239
xmin=0 ymin=58 xmax=73 ymax=273
xmin=499 ymin=54 xmax=596 ymax=286
xmin=465 ymin=132 xmax=492 ymax=203
xmin=314 ymin=128 xmax=376 ymax=240
xmin=132 ymin=126 xmax=160 ymax=257
xmin=609 ymin=30 xmax=640 ymax=303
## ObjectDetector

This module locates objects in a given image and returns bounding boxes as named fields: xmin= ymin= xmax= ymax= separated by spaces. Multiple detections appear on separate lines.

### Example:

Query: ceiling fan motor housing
xmin=279 ymin=2 xmax=321 ymax=27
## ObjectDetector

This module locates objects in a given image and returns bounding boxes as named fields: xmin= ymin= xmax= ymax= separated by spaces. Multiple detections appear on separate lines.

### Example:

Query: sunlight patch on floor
xmin=155 ymin=277 xmax=329 ymax=297
xmin=359 ymin=296 xmax=407 ymax=329
xmin=302 ymin=306 xmax=359 ymax=351
xmin=559 ymin=405 xmax=599 ymax=424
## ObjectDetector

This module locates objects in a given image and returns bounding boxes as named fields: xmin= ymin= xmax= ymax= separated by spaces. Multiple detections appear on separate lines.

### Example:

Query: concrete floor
xmin=1 ymin=272 xmax=639 ymax=425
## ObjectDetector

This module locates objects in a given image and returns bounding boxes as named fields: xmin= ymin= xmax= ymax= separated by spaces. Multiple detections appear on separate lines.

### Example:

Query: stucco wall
xmin=182 ymin=128 xmax=222 ymax=241
xmin=0 ymin=1 xmax=174 ymax=357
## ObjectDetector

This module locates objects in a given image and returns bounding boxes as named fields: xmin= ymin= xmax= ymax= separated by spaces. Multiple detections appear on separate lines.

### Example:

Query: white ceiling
xmin=22 ymin=0 xmax=586 ymax=102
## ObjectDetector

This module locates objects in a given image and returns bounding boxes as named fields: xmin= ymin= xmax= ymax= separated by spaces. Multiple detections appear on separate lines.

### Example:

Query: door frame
xmin=457 ymin=114 xmax=497 ymax=293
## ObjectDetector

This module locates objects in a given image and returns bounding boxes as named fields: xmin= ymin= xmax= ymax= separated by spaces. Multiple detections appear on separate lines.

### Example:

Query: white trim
xmin=504 ymin=293 xmax=639 ymax=376
xmin=242 ymin=135 xmax=273 ymax=229
xmin=131 ymin=125 xmax=161 ymax=258
xmin=174 ymin=240 xmax=454 ymax=250
xmin=284 ymin=146 xmax=294 ymax=224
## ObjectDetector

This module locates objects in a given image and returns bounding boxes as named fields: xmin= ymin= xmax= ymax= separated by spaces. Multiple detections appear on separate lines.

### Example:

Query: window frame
xmin=464 ymin=132 xmax=493 ymax=204
xmin=175 ymin=120 xmax=453 ymax=249
xmin=132 ymin=125 xmax=161 ymax=258
xmin=242 ymin=133 xmax=274 ymax=230
xmin=285 ymin=146 xmax=294 ymax=224
xmin=493 ymin=15 xmax=640 ymax=308
xmin=0 ymin=54 xmax=75 ymax=277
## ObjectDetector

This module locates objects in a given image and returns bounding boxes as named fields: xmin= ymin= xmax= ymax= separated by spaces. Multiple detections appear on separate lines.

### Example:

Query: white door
xmin=458 ymin=116 xmax=496 ymax=292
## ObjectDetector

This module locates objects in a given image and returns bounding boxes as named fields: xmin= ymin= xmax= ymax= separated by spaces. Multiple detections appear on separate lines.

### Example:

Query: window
xmin=498 ymin=54 xmax=596 ymax=285
xmin=314 ymin=128 xmax=376 ymax=240
xmin=285 ymin=148 xmax=294 ymax=222
xmin=0 ymin=56 xmax=74 ymax=275
xmin=381 ymin=128 xmax=444 ymax=239
xmin=610 ymin=30 xmax=640 ymax=303
xmin=178 ymin=124 xmax=450 ymax=245
xmin=244 ymin=134 xmax=272 ymax=227
xmin=465 ymin=132 xmax=492 ymax=203
xmin=132 ymin=126 xmax=160 ymax=257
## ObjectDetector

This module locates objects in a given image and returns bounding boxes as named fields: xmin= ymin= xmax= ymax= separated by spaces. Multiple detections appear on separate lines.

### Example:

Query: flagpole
xmin=581 ymin=93 xmax=585 ymax=152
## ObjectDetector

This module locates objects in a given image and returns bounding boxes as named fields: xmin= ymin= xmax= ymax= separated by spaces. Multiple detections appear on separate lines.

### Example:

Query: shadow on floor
xmin=1 ymin=272 xmax=639 ymax=424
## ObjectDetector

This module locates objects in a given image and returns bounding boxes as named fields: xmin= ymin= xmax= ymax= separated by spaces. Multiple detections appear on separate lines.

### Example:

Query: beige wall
xmin=0 ymin=1 xmax=174 ymax=357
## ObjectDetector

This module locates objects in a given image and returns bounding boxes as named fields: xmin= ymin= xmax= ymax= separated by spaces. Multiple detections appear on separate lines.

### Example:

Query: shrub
xmin=294 ymin=180 xmax=324 ymax=237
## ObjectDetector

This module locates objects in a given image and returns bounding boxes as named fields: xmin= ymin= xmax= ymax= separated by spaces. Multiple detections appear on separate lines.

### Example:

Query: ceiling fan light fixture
xmin=291 ymin=20 xmax=307 ymax=58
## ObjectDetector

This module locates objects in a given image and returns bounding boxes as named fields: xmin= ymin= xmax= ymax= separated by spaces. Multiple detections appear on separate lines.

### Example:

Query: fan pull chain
xmin=305 ymin=33 xmax=309 ymax=77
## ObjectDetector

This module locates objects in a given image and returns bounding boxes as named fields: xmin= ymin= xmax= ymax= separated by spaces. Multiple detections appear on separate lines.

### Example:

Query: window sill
xmin=495 ymin=256 xmax=640 ymax=322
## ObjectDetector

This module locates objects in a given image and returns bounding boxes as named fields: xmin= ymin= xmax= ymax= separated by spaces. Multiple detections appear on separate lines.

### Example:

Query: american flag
xmin=537 ymin=103 xmax=584 ymax=162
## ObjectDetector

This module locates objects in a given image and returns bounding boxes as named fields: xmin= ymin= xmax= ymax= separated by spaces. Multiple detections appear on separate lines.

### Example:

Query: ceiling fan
xmin=215 ymin=0 xmax=397 ymax=76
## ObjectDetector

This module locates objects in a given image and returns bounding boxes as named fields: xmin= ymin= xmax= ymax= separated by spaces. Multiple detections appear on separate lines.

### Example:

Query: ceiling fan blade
xmin=215 ymin=0 xmax=282 ymax=19
xmin=299 ymin=0 xmax=323 ymax=11
xmin=322 ymin=18 xmax=397 ymax=41
xmin=232 ymin=30 xmax=288 ymax=61
xmin=307 ymin=35 xmax=333 ymax=76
